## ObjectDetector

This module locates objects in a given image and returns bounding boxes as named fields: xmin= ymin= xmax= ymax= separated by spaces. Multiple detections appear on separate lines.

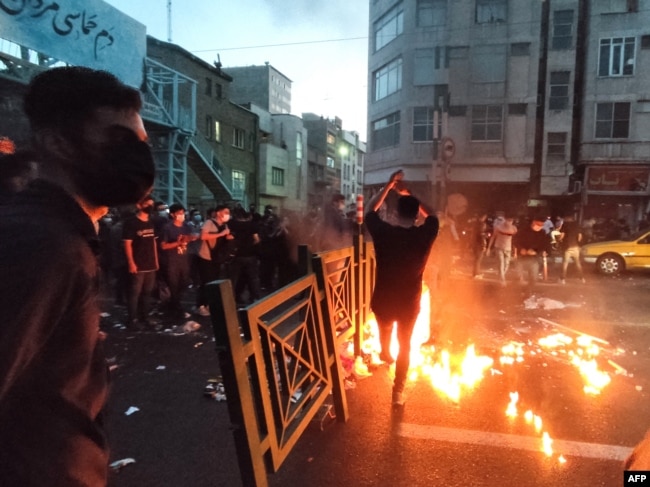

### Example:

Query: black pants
xmin=374 ymin=308 xmax=418 ymax=394
xmin=127 ymin=270 xmax=156 ymax=322
xmin=165 ymin=257 xmax=190 ymax=316
xmin=230 ymin=256 xmax=261 ymax=304
xmin=196 ymin=256 xmax=224 ymax=307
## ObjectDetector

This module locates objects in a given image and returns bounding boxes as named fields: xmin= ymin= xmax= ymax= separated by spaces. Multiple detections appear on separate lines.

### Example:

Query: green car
xmin=581 ymin=230 xmax=650 ymax=275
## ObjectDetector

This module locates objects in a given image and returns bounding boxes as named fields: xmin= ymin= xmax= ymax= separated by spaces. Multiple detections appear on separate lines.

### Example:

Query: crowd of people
xmin=94 ymin=193 xmax=365 ymax=328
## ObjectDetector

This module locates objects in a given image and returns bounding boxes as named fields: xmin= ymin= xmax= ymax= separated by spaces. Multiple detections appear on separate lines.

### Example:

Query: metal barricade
xmin=206 ymin=273 xmax=349 ymax=487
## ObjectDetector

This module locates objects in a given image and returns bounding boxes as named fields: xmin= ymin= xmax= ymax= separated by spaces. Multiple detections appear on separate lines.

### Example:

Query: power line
xmin=192 ymin=36 xmax=367 ymax=53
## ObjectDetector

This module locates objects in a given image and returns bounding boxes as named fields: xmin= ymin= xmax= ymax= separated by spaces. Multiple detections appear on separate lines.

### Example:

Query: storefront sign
xmin=585 ymin=166 xmax=650 ymax=194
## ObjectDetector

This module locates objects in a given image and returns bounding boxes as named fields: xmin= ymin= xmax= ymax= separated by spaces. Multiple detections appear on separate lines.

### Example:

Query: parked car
xmin=580 ymin=229 xmax=650 ymax=275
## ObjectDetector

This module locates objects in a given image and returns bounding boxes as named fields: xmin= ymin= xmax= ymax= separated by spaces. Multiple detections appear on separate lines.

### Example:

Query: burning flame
xmin=537 ymin=332 xmax=611 ymax=395
xmin=505 ymin=391 xmax=518 ymax=418
xmin=358 ymin=281 xmax=626 ymax=466
xmin=541 ymin=432 xmax=554 ymax=456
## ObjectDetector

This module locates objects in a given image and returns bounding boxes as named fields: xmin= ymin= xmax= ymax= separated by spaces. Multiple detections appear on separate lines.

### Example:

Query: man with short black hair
xmin=123 ymin=194 xmax=159 ymax=329
xmin=365 ymin=170 xmax=438 ymax=407
xmin=514 ymin=216 xmax=552 ymax=290
xmin=160 ymin=203 xmax=198 ymax=319
xmin=0 ymin=66 xmax=154 ymax=486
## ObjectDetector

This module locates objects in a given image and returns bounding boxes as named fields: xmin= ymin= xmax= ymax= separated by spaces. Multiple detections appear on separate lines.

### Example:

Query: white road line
xmin=398 ymin=423 xmax=633 ymax=462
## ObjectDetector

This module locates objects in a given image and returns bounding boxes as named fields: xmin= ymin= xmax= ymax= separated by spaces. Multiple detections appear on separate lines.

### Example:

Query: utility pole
xmin=167 ymin=0 xmax=172 ymax=42
xmin=531 ymin=0 xmax=550 ymax=200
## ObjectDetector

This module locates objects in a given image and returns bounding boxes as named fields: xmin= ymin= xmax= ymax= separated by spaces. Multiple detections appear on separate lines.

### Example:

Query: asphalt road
xmin=103 ymin=259 xmax=650 ymax=487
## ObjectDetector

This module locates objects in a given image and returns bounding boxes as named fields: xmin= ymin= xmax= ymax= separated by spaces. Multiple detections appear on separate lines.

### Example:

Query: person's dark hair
xmin=138 ymin=194 xmax=154 ymax=206
xmin=232 ymin=206 xmax=248 ymax=220
xmin=397 ymin=195 xmax=420 ymax=220
xmin=215 ymin=204 xmax=229 ymax=213
xmin=23 ymin=67 xmax=142 ymax=139
xmin=331 ymin=193 xmax=345 ymax=204
xmin=169 ymin=203 xmax=185 ymax=214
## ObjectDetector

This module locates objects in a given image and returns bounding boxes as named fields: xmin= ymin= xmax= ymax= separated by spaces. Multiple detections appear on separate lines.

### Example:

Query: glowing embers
xmin=417 ymin=344 xmax=493 ymax=403
xmin=506 ymin=393 xmax=561 ymax=462
xmin=499 ymin=332 xmax=614 ymax=396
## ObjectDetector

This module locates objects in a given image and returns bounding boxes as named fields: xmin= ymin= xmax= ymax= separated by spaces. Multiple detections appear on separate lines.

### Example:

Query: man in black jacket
xmin=0 ymin=67 xmax=154 ymax=486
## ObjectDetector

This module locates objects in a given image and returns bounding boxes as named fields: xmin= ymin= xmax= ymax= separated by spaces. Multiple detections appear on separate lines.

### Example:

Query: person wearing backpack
xmin=193 ymin=205 xmax=233 ymax=316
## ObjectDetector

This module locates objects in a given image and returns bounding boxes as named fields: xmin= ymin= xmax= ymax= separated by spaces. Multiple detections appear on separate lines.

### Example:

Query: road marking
xmin=398 ymin=423 xmax=633 ymax=462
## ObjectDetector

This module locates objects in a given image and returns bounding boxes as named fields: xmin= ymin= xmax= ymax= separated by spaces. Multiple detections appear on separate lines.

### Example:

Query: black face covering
xmin=72 ymin=125 xmax=155 ymax=208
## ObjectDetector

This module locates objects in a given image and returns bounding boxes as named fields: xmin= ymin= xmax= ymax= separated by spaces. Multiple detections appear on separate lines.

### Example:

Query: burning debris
xmin=358 ymin=282 xmax=632 ymax=464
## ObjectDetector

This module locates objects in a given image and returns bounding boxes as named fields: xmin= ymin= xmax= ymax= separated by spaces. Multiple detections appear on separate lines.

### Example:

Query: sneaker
xmin=392 ymin=390 xmax=405 ymax=406
xmin=195 ymin=305 xmax=210 ymax=317
xmin=473 ymin=274 xmax=484 ymax=280
xmin=580 ymin=278 xmax=586 ymax=284
xmin=559 ymin=279 xmax=566 ymax=285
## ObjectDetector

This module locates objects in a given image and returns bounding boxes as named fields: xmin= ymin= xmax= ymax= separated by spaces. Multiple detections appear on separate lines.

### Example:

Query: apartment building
xmin=366 ymin=0 xmax=650 ymax=226
xmin=226 ymin=64 xmax=292 ymax=115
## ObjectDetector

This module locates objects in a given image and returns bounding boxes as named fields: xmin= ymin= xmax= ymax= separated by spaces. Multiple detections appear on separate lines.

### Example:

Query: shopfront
xmin=581 ymin=165 xmax=650 ymax=230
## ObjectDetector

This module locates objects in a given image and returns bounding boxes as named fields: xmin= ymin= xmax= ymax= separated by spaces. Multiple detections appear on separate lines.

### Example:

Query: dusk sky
xmin=105 ymin=0 xmax=370 ymax=139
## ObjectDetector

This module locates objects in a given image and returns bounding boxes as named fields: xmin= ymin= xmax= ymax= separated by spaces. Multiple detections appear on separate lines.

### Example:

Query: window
xmin=599 ymin=37 xmax=636 ymax=77
xmin=205 ymin=78 xmax=212 ymax=96
xmin=215 ymin=83 xmax=222 ymax=99
xmin=374 ymin=57 xmax=402 ymax=101
xmin=296 ymin=132 xmax=303 ymax=165
xmin=471 ymin=45 xmax=506 ymax=83
xmin=214 ymin=121 xmax=221 ymax=142
xmin=327 ymin=133 xmax=336 ymax=145
xmin=595 ymin=102 xmax=630 ymax=138
xmin=549 ymin=71 xmax=570 ymax=110
xmin=233 ymin=128 xmax=245 ymax=149
xmin=414 ymin=49 xmax=435 ymax=85
xmin=372 ymin=111 xmax=400 ymax=150
xmin=413 ymin=107 xmax=435 ymax=142
xmin=547 ymin=132 xmax=567 ymax=160
xmin=508 ymin=103 xmax=527 ymax=115
xmin=205 ymin=116 xmax=213 ymax=138
xmin=374 ymin=3 xmax=403 ymax=51
xmin=475 ymin=0 xmax=506 ymax=24
xmin=231 ymin=170 xmax=245 ymax=200
xmin=417 ymin=0 xmax=447 ymax=27
xmin=552 ymin=10 xmax=573 ymax=50
xmin=471 ymin=105 xmax=503 ymax=141
xmin=326 ymin=157 xmax=335 ymax=168
xmin=435 ymin=46 xmax=449 ymax=69
xmin=271 ymin=167 xmax=284 ymax=186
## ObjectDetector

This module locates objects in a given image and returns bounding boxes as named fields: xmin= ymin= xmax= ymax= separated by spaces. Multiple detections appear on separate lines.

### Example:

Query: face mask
xmin=193 ymin=215 xmax=202 ymax=223
xmin=72 ymin=125 xmax=155 ymax=207
xmin=175 ymin=214 xmax=185 ymax=222
xmin=159 ymin=211 xmax=168 ymax=218
xmin=221 ymin=214 xmax=230 ymax=223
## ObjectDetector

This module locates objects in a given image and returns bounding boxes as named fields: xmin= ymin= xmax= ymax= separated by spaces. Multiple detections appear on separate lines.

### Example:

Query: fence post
xmin=206 ymin=279 xmax=268 ymax=487
xmin=297 ymin=244 xmax=312 ymax=276
xmin=352 ymin=224 xmax=364 ymax=357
